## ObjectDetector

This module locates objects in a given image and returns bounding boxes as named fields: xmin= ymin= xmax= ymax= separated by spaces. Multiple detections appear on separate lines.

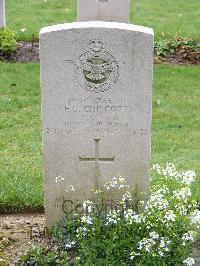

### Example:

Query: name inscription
xmin=44 ymin=97 xmax=150 ymax=136
xmin=46 ymin=127 xmax=149 ymax=135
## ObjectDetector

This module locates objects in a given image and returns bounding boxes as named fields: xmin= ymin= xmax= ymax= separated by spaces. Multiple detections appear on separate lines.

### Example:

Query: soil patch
xmin=1 ymin=41 xmax=39 ymax=63
xmin=0 ymin=214 xmax=46 ymax=265
xmin=1 ymin=41 xmax=200 ymax=65
xmin=155 ymin=45 xmax=200 ymax=65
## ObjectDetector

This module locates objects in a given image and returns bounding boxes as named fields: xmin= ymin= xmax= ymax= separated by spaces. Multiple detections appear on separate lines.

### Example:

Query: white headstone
xmin=40 ymin=22 xmax=153 ymax=227
xmin=77 ymin=0 xmax=130 ymax=23
xmin=0 ymin=0 xmax=5 ymax=28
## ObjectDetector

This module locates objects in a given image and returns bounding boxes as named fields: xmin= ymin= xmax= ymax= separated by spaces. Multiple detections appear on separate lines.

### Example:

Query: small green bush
xmin=54 ymin=164 xmax=200 ymax=265
xmin=16 ymin=245 xmax=70 ymax=266
xmin=0 ymin=28 xmax=17 ymax=56
xmin=154 ymin=37 xmax=199 ymax=57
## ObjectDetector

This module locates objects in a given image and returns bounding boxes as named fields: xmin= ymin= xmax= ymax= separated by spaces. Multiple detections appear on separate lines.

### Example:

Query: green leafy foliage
xmin=70 ymin=165 xmax=199 ymax=265
xmin=16 ymin=164 xmax=200 ymax=265
xmin=154 ymin=38 xmax=199 ymax=57
xmin=52 ymin=214 xmax=80 ymax=251
xmin=0 ymin=28 xmax=17 ymax=56
xmin=16 ymin=245 xmax=70 ymax=266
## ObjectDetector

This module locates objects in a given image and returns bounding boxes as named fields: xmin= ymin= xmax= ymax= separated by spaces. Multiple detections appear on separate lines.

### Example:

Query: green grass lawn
xmin=0 ymin=63 xmax=43 ymax=211
xmin=131 ymin=0 xmax=200 ymax=40
xmin=0 ymin=62 xmax=199 ymax=211
xmin=7 ymin=0 xmax=76 ymax=40
xmin=6 ymin=0 xmax=200 ymax=40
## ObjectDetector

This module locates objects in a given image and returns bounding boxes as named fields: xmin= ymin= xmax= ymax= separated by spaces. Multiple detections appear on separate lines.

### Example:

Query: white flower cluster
xmin=106 ymin=209 xmax=120 ymax=225
xmin=149 ymin=231 xmax=159 ymax=240
xmin=136 ymin=236 xmax=171 ymax=256
xmin=104 ymin=176 xmax=130 ymax=190
xmin=124 ymin=209 xmax=144 ymax=224
xmin=157 ymin=237 xmax=171 ymax=256
xmin=76 ymin=226 xmax=88 ymax=237
xmin=65 ymin=184 xmax=76 ymax=192
xmin=55 ymin=177 xmax=76 ymax=193
xmin=77 ymin=208 xmax=95 ymax=237
xmin=138 ymin=238 xmax=154 ymax=253
xmin=130 ymin=251 xmax=140 ymax=260
xmin=153 ymin=163 xmax=196 ymax=186
xmin=122 ymin=191 xmax=132 ymax=203
xmin=173 ymin=187 xmax=191 ymax=201
xmin=55 ymin=175 xmax=64 ymax=183
xmin=183 ymin=257 xmax=195 ymax=266
xmin=181 ymin=170 xmax=196 ymax=185
xmin=152 ymin=186 xmax=169 ymax=195
xmin=153 ymin=163 xmax=178 ymax=178
xmin=145 ymin=191 xmax=169 ymax=211
xmin=182 ymin=231 xmax=196 ymax=245
xmin=174 ymin=203 xmax=188 ymax=216
xmin=81 ymin=215 xmax=93 ymax=225
xmin=82 ymin=200 xmax=94 ymax=214
xmin=163 ymin=210 xmax=176 ymax=223
xmin=64 ymin=241 xmax=76 ymax=249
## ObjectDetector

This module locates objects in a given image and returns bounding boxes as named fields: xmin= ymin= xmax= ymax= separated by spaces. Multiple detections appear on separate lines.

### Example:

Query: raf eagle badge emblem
xmin=75 ymin=40 xmax=119 ymax=93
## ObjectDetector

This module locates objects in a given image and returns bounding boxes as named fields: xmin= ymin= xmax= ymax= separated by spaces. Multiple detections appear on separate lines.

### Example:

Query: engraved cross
xmin=79 ymin=139 xmax=114 ymax=189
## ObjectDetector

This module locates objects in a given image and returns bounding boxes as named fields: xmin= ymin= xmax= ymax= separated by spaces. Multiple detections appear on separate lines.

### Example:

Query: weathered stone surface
xmin=77 ymin=0 xmax=130 ymax=23
xmin=40 ymin=22 xmax=154 ymax=227
xmin=0 ymin=0 xmax=6 ymax=28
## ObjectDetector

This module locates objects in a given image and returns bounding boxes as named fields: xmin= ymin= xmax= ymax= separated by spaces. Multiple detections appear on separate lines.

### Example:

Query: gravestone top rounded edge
xmin=40 ymin=21 xmax=154 ymax=36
